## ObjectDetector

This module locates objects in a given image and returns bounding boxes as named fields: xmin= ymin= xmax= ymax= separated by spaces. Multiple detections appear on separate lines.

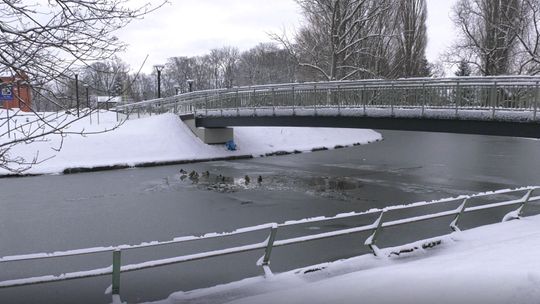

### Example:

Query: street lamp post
xmin=83 ymin=84 xmax=90 ymax=108
xmin=154 ymin=65 xmax=164 ymax=98
xmin=75 ymin=74 xmax=80 ymax=117
xmin=83 ymin=84 xmax=91 ymax=124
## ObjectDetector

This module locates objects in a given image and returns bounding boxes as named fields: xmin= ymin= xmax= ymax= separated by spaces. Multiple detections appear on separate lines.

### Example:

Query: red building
xmin=0 ymin=73 xmax=32 ymax=112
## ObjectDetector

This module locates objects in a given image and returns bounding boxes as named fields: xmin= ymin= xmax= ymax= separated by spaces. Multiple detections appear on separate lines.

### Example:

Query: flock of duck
xmin=179 ymin=168 xmax=263 ymax=187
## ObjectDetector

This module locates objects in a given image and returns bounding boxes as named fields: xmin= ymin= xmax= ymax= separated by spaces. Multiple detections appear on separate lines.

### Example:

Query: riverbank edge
xmin=0 ymin=140 xmax=380 ymax=178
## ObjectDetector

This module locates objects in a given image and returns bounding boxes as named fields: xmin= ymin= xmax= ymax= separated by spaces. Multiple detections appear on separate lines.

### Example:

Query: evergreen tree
xmin=455 ymin=60 xmax=472 ymax=76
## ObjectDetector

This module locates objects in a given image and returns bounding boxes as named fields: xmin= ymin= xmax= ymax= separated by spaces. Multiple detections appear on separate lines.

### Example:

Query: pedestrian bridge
xmin=116 ymin=76 xmax=540 ymax=138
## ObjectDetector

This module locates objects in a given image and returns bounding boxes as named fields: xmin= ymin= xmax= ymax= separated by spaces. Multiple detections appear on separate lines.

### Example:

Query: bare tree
xmin=504 ymin=0 xmax=540 ymax=74
xmin=162 ymin=57 xmax=198 ymax=95
xmin=450 ymin=0 xmax=521 ymax=75
xmin=275 ymin=0 xmax=392 ymax=81
xmin=0 ymin=0 xmax=165 ymax=173
xmin=236 ymin=43 xmax=297 ymax=86
xmin=207 ymin=47 xmax=240 ymax=89
xmin=128 ymin=73 xmax=155 ymax=102
xmin=391 ymin=0 xmax=429 ymax=77
xmin=80 ymin=57 xmax=130 ymax=101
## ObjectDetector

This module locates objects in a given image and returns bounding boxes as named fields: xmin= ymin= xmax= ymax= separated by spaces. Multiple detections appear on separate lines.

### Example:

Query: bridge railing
xmin=115 ymin=76 xmax=540 ymax=122
xmin=1 ymin=187 xmax=539 ymax=302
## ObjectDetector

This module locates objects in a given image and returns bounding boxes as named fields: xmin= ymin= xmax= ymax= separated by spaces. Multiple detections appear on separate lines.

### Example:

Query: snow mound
xmin=0 ymin=112 xmax=381 ymax=175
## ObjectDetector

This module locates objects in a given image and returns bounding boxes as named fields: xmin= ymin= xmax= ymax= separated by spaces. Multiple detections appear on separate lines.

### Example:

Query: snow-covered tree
xmin=449 ymin=0 xmax=521 ymax=75
xmin=392 ymin=0 xmax=430 ymax=78
xmin=274 ymin=0 xmax=393 ymax=81
xmin=0 ymin=0 xmax=165 ymax=173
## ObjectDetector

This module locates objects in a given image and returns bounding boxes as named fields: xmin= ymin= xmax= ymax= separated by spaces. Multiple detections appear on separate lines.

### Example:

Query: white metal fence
xmin=1 ymin=187 xmax=539 ymax=302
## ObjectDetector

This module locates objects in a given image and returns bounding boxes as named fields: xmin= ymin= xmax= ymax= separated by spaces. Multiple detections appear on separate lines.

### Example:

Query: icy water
xmin=1 ymin=131 xmax=540 ymax=304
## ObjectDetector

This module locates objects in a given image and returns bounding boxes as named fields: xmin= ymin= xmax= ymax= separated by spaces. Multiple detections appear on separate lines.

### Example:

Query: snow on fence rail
xmin=114 ymin=76 xmax=540 ymax=123
xmin=1 ymin=186 xmax=539 ymax=302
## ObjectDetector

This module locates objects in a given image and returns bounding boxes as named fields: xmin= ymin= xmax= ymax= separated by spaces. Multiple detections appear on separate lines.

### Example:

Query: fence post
xmin=112 ymin=249 xmax=121 ymax=297
xmin=314 ymin=84 xmax=318 ymax=116
xmin=337 ymin=85 xmax=341 ymax=115
xmin=205 ymin=95 xmax=208 ymax=116
xmin=517 ymin=189 xmax=533 ymax=218
xmin=292 ymin=86 xmax=296 ymax=116
xmin=326 ymin=87 xmax=331 ymax=107
xmin=455 ymin=80 xmax=460 ymax=117
xmin=362 ymin=85 xmax=367 ymax=116
xmin=391 ymin=83 xmax=395 ymax=117
xmin=272 ymin=88 xmax=276 ymax=116
xmin=236 ymin=89 xmax=240 ymax=117
xmin=503 ymin=189 xmax=534 ymax=222
xmin=220 ymin=91 xmax=223 ymax=116
xmin=253 ymin=88 xmax=257 ymax=116
xmin=534 ymin=81 xmax=539 ymax=121
xmin=491 ymin=82 xmax=497 ymax=119
xmin=364 ymin=211 xmax=385 ymax=256
xmin=260 ymin=224 xmax=278 ymax=277
xmin=421 ymin=83 xmax=426 ymax=118
xmin=450 ymin=198 xmax=468 ymax=232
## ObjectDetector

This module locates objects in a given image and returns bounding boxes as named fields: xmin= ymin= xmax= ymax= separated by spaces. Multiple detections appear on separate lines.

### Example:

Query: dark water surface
xmin=1 ymin=131 xmax=539 ymax=303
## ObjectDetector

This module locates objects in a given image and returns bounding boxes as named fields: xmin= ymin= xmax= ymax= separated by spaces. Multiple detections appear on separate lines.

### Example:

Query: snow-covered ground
xmin=0 ymin=110 xmax=381 ymax=175
xmin=149 ymin=214 xmax=540 ymax=304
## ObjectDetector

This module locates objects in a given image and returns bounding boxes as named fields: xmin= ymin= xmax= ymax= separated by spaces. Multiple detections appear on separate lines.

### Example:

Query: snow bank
xmin=0 ymin=111 xmax=381 ymax=175
xmin=149 ymin=214 xmax=540 ymax=304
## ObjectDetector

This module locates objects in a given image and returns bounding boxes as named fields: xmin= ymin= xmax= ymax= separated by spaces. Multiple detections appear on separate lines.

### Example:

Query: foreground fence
xmin=1 ymin=187 xmax=539 ymax=302
xmin=115 ymin=76 xmax=540 ymax=122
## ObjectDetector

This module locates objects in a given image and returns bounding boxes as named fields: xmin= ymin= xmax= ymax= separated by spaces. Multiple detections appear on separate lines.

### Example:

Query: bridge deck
xmin=196 ymin=107 xmax=540 ymax=138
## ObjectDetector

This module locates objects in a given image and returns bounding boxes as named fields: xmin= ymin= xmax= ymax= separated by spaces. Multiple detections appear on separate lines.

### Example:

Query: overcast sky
xmin=118 ymin=0 xmax=458 ymax=73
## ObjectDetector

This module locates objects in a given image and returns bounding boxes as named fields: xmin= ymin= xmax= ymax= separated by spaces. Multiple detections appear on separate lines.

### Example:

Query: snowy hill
xmin=0 ymin=111 xmax=381 ymax=175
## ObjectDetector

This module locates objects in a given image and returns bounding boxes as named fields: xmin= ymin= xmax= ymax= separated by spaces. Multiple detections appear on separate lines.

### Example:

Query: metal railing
xmin=115 ymin=76 xmax=540 ymax=123
xmin=1 ymin=186 xmax=539 ymax=302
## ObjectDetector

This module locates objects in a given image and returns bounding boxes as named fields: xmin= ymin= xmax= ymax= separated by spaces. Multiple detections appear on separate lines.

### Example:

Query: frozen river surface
xmin=1 ymin=131 xmax=540 ymax=303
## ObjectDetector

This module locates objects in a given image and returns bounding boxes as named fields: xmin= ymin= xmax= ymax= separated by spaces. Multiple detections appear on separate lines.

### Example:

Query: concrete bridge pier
xmin=180 ymin=114 xmax=234 ymax=144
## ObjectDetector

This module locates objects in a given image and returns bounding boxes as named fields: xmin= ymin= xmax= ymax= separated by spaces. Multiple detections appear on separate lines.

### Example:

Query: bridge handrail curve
xmin=117 ymin=76 xmax=540 ymax=109
xmin=114 ymin=76 xmax=540 ymax=123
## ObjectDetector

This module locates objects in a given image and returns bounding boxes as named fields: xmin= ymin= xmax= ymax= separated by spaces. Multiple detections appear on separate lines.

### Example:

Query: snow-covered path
xmin=0 ymin=111 xmax=381 ymax=175
xmin=152 ymin=214 xmax=540 ymax=304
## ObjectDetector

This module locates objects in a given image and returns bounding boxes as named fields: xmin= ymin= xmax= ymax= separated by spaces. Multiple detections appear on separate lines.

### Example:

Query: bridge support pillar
xmin=180 ymin=114 xmax=234 ymax=144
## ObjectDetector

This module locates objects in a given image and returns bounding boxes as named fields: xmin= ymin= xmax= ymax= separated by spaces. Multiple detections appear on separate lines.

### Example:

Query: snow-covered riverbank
xmin=150 ymin=214 xmax=540 ymax=304
xmin=0 ymin=111 xmax=381 ymax=175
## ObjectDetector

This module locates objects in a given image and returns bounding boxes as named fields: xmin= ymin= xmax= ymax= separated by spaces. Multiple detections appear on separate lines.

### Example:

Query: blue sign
xmin=0 ymin=86 xmax=13 ymax=101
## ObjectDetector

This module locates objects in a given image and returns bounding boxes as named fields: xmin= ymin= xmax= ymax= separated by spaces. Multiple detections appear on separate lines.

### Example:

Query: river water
xmin=1 ymin=130 xmax=539 ymax=303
